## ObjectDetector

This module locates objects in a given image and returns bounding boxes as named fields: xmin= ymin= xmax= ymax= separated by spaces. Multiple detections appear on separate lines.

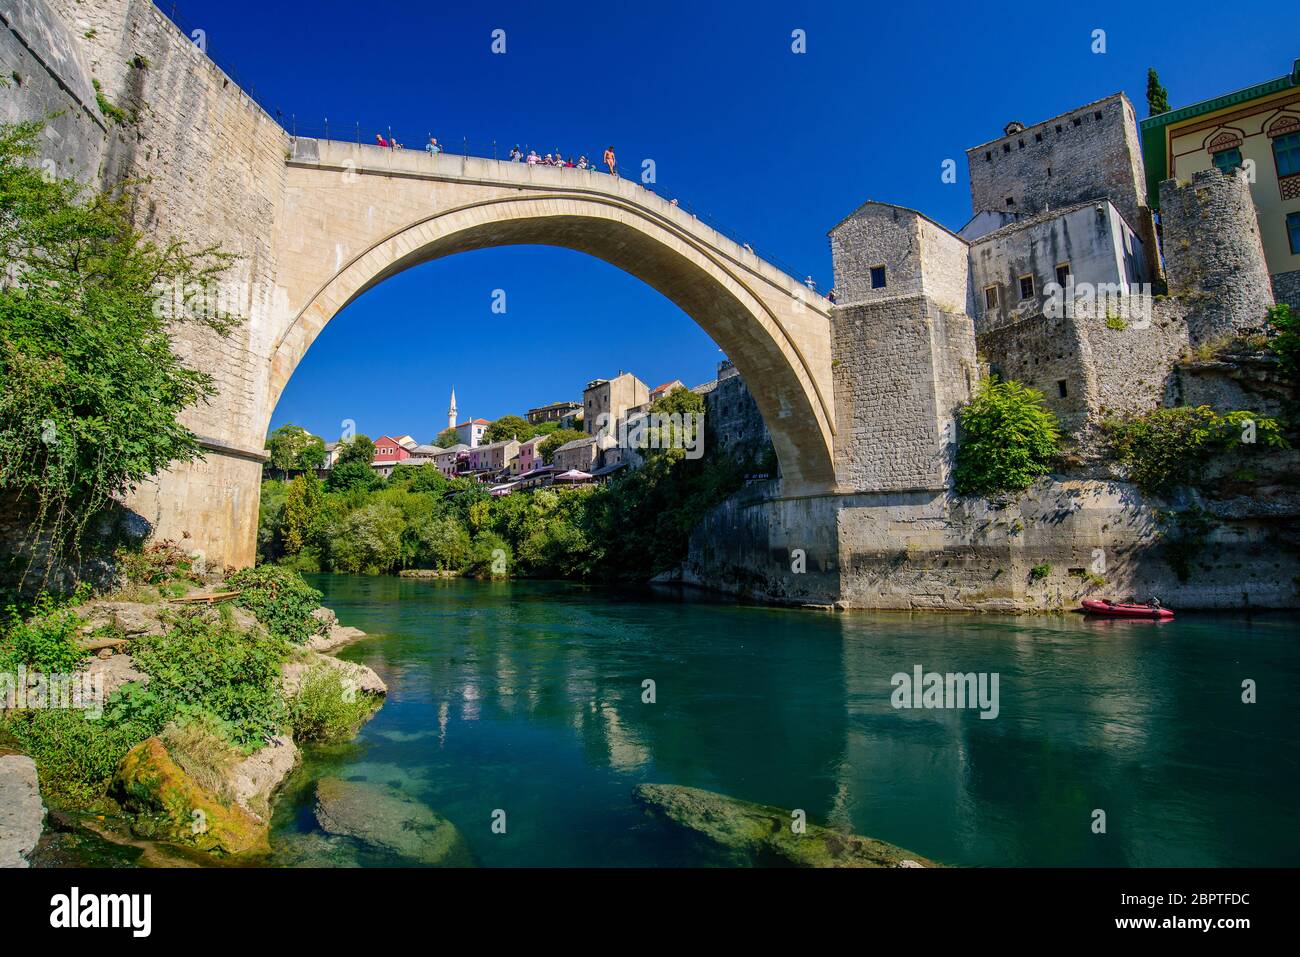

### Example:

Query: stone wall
xmin=685 ymin=480 xmax=1300 ymax=611
xmin=977 ymin=313 xmax=1096 ymax=433
xmin=1272 ymin=269 xmax=1300 ymax=311
xmin=828 ymin=203 xmax=929 ymax=305
xmin=703 ymin=364 xmax=773 ymax=470
xmin=0 ymin=0 xmax=106 ymax=184
xmin=965 ymin=94 xmax=1147 ymax=243
xmin=831 ymin=295 xmax=976 ymax=491
xmin=1159 ymin=169 xmax=1275 ymax=343
xmin=4 ymin=0 xmax=289 ymax=568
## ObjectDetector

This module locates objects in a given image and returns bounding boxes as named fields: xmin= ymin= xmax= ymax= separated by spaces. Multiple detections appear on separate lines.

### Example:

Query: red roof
xmin=454 ymin=419 xmax=491 ymax=428
xmin=651 ymin=380 xmax=684 ymax=395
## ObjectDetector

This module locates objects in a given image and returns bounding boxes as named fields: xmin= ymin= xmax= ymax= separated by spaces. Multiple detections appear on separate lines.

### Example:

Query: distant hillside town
xmin=284 ymin=358 xmax=774 ymax=494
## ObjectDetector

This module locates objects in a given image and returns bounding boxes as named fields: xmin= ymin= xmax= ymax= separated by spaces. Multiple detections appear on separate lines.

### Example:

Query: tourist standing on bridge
xmin=527 ymin=149 xmax=539 ymax=165
xmin=426 ymin=137 xmax=441 ymax=155
xmin=375 ymin=133 xmax=389 ymax=148
xmin=578 ymin=155 xmax=589 ymax=169
xmin=510 ymin=145 xmax=523 ymax=162
xmin=604 ymin=146 xmax=617 ymax=176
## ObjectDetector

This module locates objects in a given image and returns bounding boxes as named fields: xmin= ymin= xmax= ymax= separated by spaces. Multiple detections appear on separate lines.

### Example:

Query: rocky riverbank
xmin=2 ymin=574 xmax=386 ymax=867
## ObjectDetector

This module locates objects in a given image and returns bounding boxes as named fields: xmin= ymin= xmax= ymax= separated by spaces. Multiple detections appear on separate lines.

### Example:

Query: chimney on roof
xmin=1004 ymin=121 xmax=1025 ymax=135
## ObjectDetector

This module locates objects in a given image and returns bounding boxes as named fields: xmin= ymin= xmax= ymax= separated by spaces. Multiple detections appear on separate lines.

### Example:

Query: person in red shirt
xmin=375 ymin=133 xmax=389 ymax=148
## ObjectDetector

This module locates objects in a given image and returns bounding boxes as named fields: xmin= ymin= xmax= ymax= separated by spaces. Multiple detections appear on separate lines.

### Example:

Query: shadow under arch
xmin=269 ymin=190 xmax=837 ymax=493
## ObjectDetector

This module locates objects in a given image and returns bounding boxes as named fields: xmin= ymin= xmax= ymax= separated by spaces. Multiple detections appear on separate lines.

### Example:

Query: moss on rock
xmin=633 ymin=783 xmax=936 ymax=867
xmin=111 ymin=737 xmax=269 ymax=857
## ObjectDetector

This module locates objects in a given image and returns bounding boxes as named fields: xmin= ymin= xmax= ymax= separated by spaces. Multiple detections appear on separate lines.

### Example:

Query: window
xmin=870 ymin=265 xmax=887 ymax=289
xmin=1055 ymin=124 xmax=1063 ymax=133
xmin=1035 ymin=132 xmax=1043 ymax=143
xmin=1018 ymin=139 xmax=1025 ymax=149
xmin=1212 ymin=147 xmax=1242 ymax=174
xmin=1094 ymin=111 xmax=1103 ymax=121
xmin=1003 ymin=143 xmax=1011 ymax=153
xmin=1289 ymin=212 xmax=1300 ymax=255
xmin=1005 ymin=196 xmax=1015 ymax=207
xmin=1057 ymin=379 xmax=1068 ymax=398
xmin=985 ymin=150 xmax=991 ymax=161
xmin=1274 ymin=132 xmax=1300 ymax=178
xmin=984 ymin=286 xmax=999 ymax=310
xmin=1019 ymin=275 xmax=1035 ymax=300
xmin=1056 ymin=263 xmax=1071 ymax=286
xmin=1072 ymin=117 xmax=1082 ymax=127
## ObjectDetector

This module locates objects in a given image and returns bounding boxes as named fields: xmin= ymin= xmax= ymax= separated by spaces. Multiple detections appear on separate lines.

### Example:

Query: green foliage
xmin=0 ymin=592 xmax=85 ymax=672
xmin=954 ymin=379 xmax=1061 ymax=496
xmin=1 ymin=706 xmax=148 ymax=806
xmin=1267 ymin=303 xmax=1299 ymax=385
xmin=435 ymin=426 xmax=459 ymax=448
xmin=226 ymin=564 xmax=324 ymax=645
xmin=265 ymin=423 xmax=326 ymax=477
xmin=158 ymin=712 xmax=241 ymax=802
xmin=1105 ymin=315 xmax=1127 ymax=330
xmin=324 ymin=501 xmax=405 ymax=574
xmin=1029 ymin=563 xmax=1051 ymax=582
xmin=91 ymin=78 xmax=127 ymax=124
xmin=484 ymin=414 xmax=535 ymax=443
xmin=281 ymin=473 xmax=325 ymax=556
xmin=466 ymin=530 xmax=511 ymax=578
xmin=1102 ymin=405 xmax=1288 ymax=493
xmin=130 ymin=609 xmax=289 ymax=749
xmin=325 ymin=458 xmax=379 ymax=494
xmin=0 ymin=121 xmax=239 ymax=574
xmin=335 ymin=434 xmax=375 ymax=468
xmin=288 ymin=664 xmax=379 ymax=743
xmin=114 ymin=539 xmax=202 ymax=589
xmin=1146 ymin=68 xmax=1170 ymax=116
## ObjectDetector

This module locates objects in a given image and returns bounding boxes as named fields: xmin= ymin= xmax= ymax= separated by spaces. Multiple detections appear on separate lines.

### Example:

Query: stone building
xmin=583 ymin=373 xmax=648 ymax=436
xmin=692 ymin=361 xmax=774 ymax=471
xmin=1141 ymin=57 xmax=1300 ymax=309
xmin=526 ymin=400 xmax=581 ymax=425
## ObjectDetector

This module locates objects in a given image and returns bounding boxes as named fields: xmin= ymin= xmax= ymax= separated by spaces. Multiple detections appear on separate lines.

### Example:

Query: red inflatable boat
xmin=1082 ymin=599 xmax=1174 ymax=620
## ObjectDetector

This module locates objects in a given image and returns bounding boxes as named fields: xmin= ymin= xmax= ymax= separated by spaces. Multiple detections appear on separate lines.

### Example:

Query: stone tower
xmin=448 ymin=387 xmax=457 ymax=430
xmin=827 ymin=202 xmax=977 ymax=492
xmin=1158 ymin=168 xmax=1275 ymax=343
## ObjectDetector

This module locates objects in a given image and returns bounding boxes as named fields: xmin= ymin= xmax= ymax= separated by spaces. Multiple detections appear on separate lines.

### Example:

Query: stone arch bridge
xmin=146 ymin=138 xmax=860 ymax=567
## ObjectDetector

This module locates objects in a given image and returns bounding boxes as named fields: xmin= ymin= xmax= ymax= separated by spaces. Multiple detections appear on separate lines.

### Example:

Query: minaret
xmin=448 ymin=388 xmax=457 ymax=430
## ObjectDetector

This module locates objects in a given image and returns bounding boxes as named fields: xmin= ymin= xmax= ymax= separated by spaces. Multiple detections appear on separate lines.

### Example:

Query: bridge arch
xmin=269 ymin=144 xmax=837 ymax=494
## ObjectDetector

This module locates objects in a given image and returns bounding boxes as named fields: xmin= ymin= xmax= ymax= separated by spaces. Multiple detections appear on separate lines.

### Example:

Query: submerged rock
xmin=111 ymin=738 xmax=269 ymax=857
xmin=313 ymin=777 xmax=471 ymax=866
xmin=632 ymin=783 xmax=937 ymax=868
xmin=0 ymin=755 xmax=45 ymax=868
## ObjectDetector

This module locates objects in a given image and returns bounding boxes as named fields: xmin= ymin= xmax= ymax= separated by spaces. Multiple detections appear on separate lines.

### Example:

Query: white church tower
xmin=448 ymin=387 xmax=457 ymax=430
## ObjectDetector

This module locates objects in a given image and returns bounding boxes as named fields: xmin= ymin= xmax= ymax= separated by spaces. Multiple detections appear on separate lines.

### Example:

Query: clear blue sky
xmin=167 ymin=0 xmax=1299 ymax=444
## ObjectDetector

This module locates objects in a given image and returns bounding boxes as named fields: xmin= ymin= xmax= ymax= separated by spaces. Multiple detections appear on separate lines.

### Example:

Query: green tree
xmin=324 ymin=502 xmax=404 ymax=573
xmin=954 ymin=378 xmax=1061 ymax=496
xmin=326 ymin=458 xmax=379 ymax=494
xmin=335 ymin=434 xmax=375 ymax=467
xmin=281 ymin=473 xmax=325 ymax=555
xmin=484 ymin=414 xmax=535 ymax=443
xmin=415 ymin=513 xmax=471 ymax=570
xmin=435 ymin=426 xmax=460 ymax=447
xmin=1146 ymin=68 xmax=1170 ymax=116
xmin=265 ymin=423 xmax=324 ymax=478
xmin=539 ymin=428 xmax=587 ymax=463
xmin=0 ymin=121 xmax=239 ymax=571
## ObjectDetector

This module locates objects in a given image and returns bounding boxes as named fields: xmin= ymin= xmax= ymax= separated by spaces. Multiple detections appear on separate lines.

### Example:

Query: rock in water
xmin=314 ymin=778 xmax=471 ymax=866
xmin=0 ymin=755 xmax=46 ymax=868
xmin=632 ymin=783 xmax=937 ymax=868
xmin=111 ymin=738 xmax=269 ymax=857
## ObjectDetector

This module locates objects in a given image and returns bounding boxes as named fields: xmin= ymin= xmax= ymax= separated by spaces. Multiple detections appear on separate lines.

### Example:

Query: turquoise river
xmin=264 ymin=575 xmax=1300 ymax=867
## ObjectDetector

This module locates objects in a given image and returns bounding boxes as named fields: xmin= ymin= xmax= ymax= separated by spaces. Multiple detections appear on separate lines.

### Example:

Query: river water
xmin=265 ymin=575 xmax=1300 ymax=867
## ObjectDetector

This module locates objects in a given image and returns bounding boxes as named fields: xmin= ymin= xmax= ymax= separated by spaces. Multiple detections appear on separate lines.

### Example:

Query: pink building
xmin=515 ymin=435 xmax=548 ymax=475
